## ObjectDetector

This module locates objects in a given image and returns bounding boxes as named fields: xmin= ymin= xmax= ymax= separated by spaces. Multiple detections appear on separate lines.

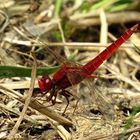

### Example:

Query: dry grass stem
xmin=0 ymin=80 xmax=38 ymax=89
xmin=100 ymin=9 xmax=108 ymax=46
xmin=70 ymin=12 xmax=140 ymax=26
xmin=7 ymin=54 xmax=37 ymax=139
xmin=4 ymin=36 xmax=138 ymax=49
xmin=0 ymin=85 xmax=72 ymax=125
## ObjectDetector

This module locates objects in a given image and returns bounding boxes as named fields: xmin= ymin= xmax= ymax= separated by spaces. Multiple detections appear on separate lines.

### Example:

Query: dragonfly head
xmin=38 ymin=75 xmax=53 ymax=93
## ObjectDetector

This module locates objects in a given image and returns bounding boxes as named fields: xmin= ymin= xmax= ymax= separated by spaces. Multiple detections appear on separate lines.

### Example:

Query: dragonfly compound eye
xmin=38 ymin=76 xmax=52 ymax=93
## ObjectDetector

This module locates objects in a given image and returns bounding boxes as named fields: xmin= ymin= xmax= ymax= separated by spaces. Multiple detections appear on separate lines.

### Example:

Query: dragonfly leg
xmin=51 ymin=91 xmax=57 ymax=105
xmin=46 ymin=86 xmax=56 ymax=102
xmin=41 ymin=91 xmax=57 ymax=108
xmin=61 ymin=90 xmax=80 ymax=114
xmin=61 ymin=91 xmax=69 ymax=115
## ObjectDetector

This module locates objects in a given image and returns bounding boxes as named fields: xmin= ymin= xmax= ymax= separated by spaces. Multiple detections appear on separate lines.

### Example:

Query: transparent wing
xmin=44 ymin=46 xmax=68 ymax=65
xmin=83 ymin=78 xmax=116 ymax=120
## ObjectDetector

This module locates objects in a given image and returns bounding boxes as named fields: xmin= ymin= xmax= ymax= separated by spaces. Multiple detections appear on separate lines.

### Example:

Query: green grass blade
xmin=90 ymin=0 xmax=117 ymax=10
xmin=54 ymin=0 xmax=62 ymax=17
xmin=0 ymin=65 xmax=59 ymax=78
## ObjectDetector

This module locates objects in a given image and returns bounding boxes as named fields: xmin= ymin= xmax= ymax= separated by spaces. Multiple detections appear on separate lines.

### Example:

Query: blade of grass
xmin=108 ymin=0 xmax=139 ymax=12
xmin=0 ymin=65 xmax=59 ymax=78
xmin=119 ymin=104 xmax=140 ymax=139
xmin=109 ymin=3 xmax=130 ymax=12
xmin=90 ymin=0 xmax=117 ymax=10
xmin=133 ymin=44 xmax=140 ymax=53
xmin=54 ymin=0 xmax=62 ymax=17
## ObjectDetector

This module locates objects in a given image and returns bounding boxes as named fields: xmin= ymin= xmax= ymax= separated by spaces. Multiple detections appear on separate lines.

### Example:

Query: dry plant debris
xmin=0 ymin=0 xmax=140 ymax=140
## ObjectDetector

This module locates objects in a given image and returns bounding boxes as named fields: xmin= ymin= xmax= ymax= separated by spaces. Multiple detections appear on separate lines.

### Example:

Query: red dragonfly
xmin=38 ymin=24 xmax=139 ymax=116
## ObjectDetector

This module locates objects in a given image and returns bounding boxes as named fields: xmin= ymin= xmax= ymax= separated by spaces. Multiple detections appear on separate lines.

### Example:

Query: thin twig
xmin=52 ymin=122 xmax=72 ymax=140
xmin=70 ymin=11 xmax=140 ymax=26
xmin=105 ymin=64 xmax=140 ymax=92
xmin=0 ymin=84 xmax=72 ymax=126
xmin=4 ymin=36 xmax=136 ymax=49
xmin=100 ymin=9 xmax=108 ymax=46
xmin=7 ymin=53 xmax=37 ymax=139
xmin=0 ymin=10 xmax=9 ymax=33
xmin=57 ymin=18 xmax=71 ymax=58
xmin=0 ymin=80 xmax=38 ymax=89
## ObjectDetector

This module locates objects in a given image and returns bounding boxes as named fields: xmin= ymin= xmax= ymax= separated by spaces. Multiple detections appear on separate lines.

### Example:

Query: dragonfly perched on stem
xmin=38 ymin=24 xmax=139 ymax=117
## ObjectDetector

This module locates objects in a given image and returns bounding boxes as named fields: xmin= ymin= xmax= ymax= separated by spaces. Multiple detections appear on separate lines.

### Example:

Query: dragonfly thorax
xmin=38 ymin=75 xmax=53 ymax=93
